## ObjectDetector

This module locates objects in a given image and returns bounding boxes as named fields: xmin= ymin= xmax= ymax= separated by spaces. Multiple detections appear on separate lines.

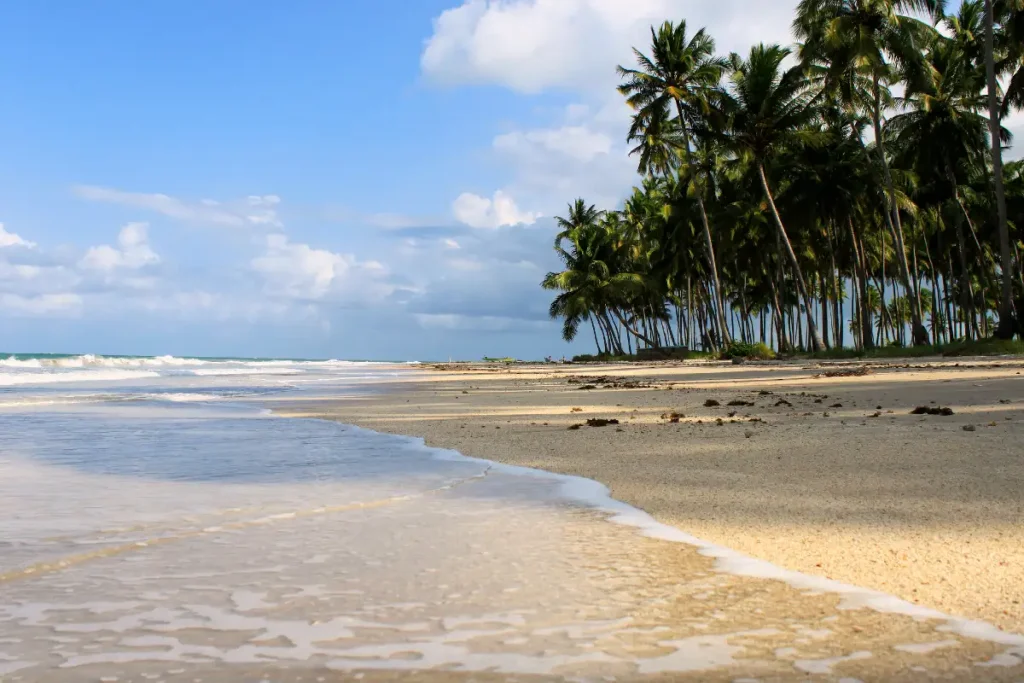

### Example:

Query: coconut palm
xmin=985 ymin=0 xmax=1020 ymax=336
xmin=723 ymin=44 xmax=826 ymax=351
xmin=794 ymin=0 xmax=946 ymax=345
xmin=541 ymin=11 xmax=1024 ymax=357
xmin=618 ymin=20 xmax=732 ymax=345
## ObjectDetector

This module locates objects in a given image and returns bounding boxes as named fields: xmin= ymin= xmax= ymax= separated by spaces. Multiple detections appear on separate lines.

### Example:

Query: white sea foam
xmin=0 ymin=369 xmax=161 ymax=387
xmin=0 ymin=355 xmax=410 ymax=388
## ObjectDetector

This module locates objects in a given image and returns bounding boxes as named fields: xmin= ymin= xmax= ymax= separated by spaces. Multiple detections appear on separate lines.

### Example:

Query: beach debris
xmin=615 ymin=427 xmax=624 ymax=432
xmin=727 ymin=411 xmax=737 ymax=418
xmin=661 ymin=411 xmax=684 ymax=423
xmin=578 ymin=385 xmax=597 ymax=390
xmin=585 ymin=418 xmax=620 ymax=428
xmin=566 ymin=375 xmax=652 ymax=389
xmin=962 ymin=424 xmax=977 ymax=432
xmin=823 ymin=412 xmax=831 ymax=417
xmin=731 ymin=357 xmax=746 ymax=365
xmin=567 ymin=424 xmax=582 ymax=430
xmin=988 ymin=421 xmax=998 ymax=427
xmin=727 ymin=399 xmax=755 ymax=407
xmin=999 ymin=399 xmax=1011 ymax=404
xmin=910 ymin=406 xmax=955 ymax=416
xmin=704 ymin=399 xmax=721 ymax=407
xmin=815 ymin=366 xmax=872 ymax=378
xmin=744 ymin=430 xmax=754 ymax=439
xmin=870 ymin=412 xmax=882 ymax=418
xmin=830 ymin=403 xmax=843 ymax=408
xmin=774 ymin=398 xmax=793 ymax=407
xmin=571 ymin=407 xmax=583 ymax=413
xmin=715 ymin=418 xmax=724 ymax=426
xmin=758 ymin=390 xmax=773 ymax=395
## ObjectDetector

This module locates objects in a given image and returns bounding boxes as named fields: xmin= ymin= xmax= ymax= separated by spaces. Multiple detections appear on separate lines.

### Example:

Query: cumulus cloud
xmin=452 ymin=190 xmax=541 ymax=229
xmin=427 ymin=1 xmax=800 ymax=215
xmin=73 ymin=185 xmax=283 ymax=229
xmin=251 ymin=234 xmax=390 ymax=302
xmin=80 ymin=223 xmax=160 ymax=272
xmin=0 ymin=223 xmax=36 ymax=249
xmin=494 ymin=125 xmax=613 ymax=163
xmin=422 ymin=0 xmax=797 ymax=93
xmin=0 ymin=293 xmax=83 ymax=316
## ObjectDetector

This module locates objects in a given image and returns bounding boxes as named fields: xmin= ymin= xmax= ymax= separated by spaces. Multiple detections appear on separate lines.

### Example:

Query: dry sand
xmin=273 ymin=357 xmax=1024 ymax=644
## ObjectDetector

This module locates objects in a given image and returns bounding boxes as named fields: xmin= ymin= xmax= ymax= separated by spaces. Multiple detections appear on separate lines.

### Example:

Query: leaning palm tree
xmin=794 ymin=0 xmax=946 ymax=345
xmin=618 ymin=20 xmax=731 ymax=344
xmin=724 ymin=44 xmax=826 ymax=352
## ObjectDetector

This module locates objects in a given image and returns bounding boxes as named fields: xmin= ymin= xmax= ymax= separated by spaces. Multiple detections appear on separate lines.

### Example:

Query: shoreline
xmin=272 ymin=358 xmax=1024 ymax=636
xmin=292 ymin=413 xmax=1024 ymax=651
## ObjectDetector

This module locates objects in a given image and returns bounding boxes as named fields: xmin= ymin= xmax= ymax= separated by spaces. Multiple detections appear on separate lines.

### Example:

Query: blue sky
xmin=0 ymin=0 xmax=981 ymax=360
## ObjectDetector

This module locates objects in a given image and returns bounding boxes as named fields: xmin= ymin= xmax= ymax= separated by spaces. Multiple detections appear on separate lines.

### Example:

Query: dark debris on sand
xmin=566 ymin=375 xmax=653 ymax=389
xmin=910 ymin=406 xmax=955 ymax=416
xmin=814 ymin=366 xmax=872 ymax=378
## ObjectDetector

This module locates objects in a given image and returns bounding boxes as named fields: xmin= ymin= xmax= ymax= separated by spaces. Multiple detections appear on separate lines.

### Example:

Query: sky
xmin=0 ymin=0 xmax=1001 ymax=361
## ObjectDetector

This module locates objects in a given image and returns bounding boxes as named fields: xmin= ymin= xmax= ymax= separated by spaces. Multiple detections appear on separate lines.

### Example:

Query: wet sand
xmin=275 ymin=357 xmax=1024 ymax=640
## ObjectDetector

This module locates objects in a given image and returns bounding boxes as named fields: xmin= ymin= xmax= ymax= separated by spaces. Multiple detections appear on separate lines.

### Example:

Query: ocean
xmin=0 ymin=354 xmax=752 ymax=681
xmin=2 ymin=354 xmax=1020 ymax=681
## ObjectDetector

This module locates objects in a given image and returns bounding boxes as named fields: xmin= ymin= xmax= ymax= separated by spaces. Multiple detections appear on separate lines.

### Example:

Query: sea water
xmin=0 ymin=355 xmax=756 ymax=681
xmin=2 ymin=355 xmax=1021 ymax=681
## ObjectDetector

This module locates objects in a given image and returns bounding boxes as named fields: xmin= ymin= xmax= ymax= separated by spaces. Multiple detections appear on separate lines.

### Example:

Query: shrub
xmin=721 ymin=341 xmax=775 ymax=361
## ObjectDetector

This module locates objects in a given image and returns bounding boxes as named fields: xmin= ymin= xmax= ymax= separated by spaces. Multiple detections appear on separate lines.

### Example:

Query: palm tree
xmin=985 ymin=0 xmax=1019 ymax=336
xmin=554 ymin=199 xmax=604 ymax=254
xmin=618 ymin=20 xmax=732 ymax=345
xmin=794 ymin=0 xmax=946 ymax=345
xmin=724 ymin=44 xmax=826 ymax=351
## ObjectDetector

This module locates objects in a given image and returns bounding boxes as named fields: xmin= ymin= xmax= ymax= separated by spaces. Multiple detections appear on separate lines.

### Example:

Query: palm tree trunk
xmin=871 ymin=75 xmax=928 ymax=345
xmin=818 ymin=272 xmax=831 ymax=349
xmin=924 ymin=234 xmax=941 ymax=345
xmin=951 ymin=215 xmax=977 ymax=340
xmin=612 ymin=309 xmax=658 ymax=347
xmin=848 ymin=218 xmax=874 ymax=349
xmin=768 ymin=277 xmax=786 ymax=353
xmin=589 ymin=316 xmax=604 ymax=355
xmin=825 ymin=221 xmax=842 ymax=346
xmin=675 ymin=105 xmax=731 ymax=345
xmin=758 ymin=163 xmax=824 ymax=351
xmin=985 ymin=0 xmax=1017 ymax=338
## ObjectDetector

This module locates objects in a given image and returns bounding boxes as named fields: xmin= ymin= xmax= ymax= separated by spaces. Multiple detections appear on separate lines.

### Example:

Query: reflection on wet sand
xmin=4 ymin=460 xmax=1024 ymax=681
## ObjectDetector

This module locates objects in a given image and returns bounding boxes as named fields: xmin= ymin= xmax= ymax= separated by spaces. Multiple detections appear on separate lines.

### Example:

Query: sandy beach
xmin=275 ymin=357 xmax=1024 ymax=639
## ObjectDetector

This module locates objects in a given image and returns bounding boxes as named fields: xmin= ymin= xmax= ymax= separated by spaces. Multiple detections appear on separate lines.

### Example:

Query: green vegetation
xmin=721 ymin=341 xmax=776 ymax=360
xmin=543 ymin=1 xmax=1024 ymax=358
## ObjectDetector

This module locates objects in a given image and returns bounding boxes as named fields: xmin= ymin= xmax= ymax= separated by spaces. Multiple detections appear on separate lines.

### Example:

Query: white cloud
xmin=251 ymin=234 xmax=389 ymax=301
xmin=415 ymin=313 xmax=549 ymax=332
xmin=422 ymin=0 xmax=797 ymax=94
xmin=494 ymin=126 xmax=613 ymax=163
xmin=80 ymin=223 xmax=160 ymax=272
xmin=452 ymin=190 xmax=541 ymax=229
xmin=0 ymin=293 xmax=82 ymax=316
xmin=73 ymin=186 xmax=282 ymax=229
xmin=0 ymin=223 xmax=36 ymax=249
